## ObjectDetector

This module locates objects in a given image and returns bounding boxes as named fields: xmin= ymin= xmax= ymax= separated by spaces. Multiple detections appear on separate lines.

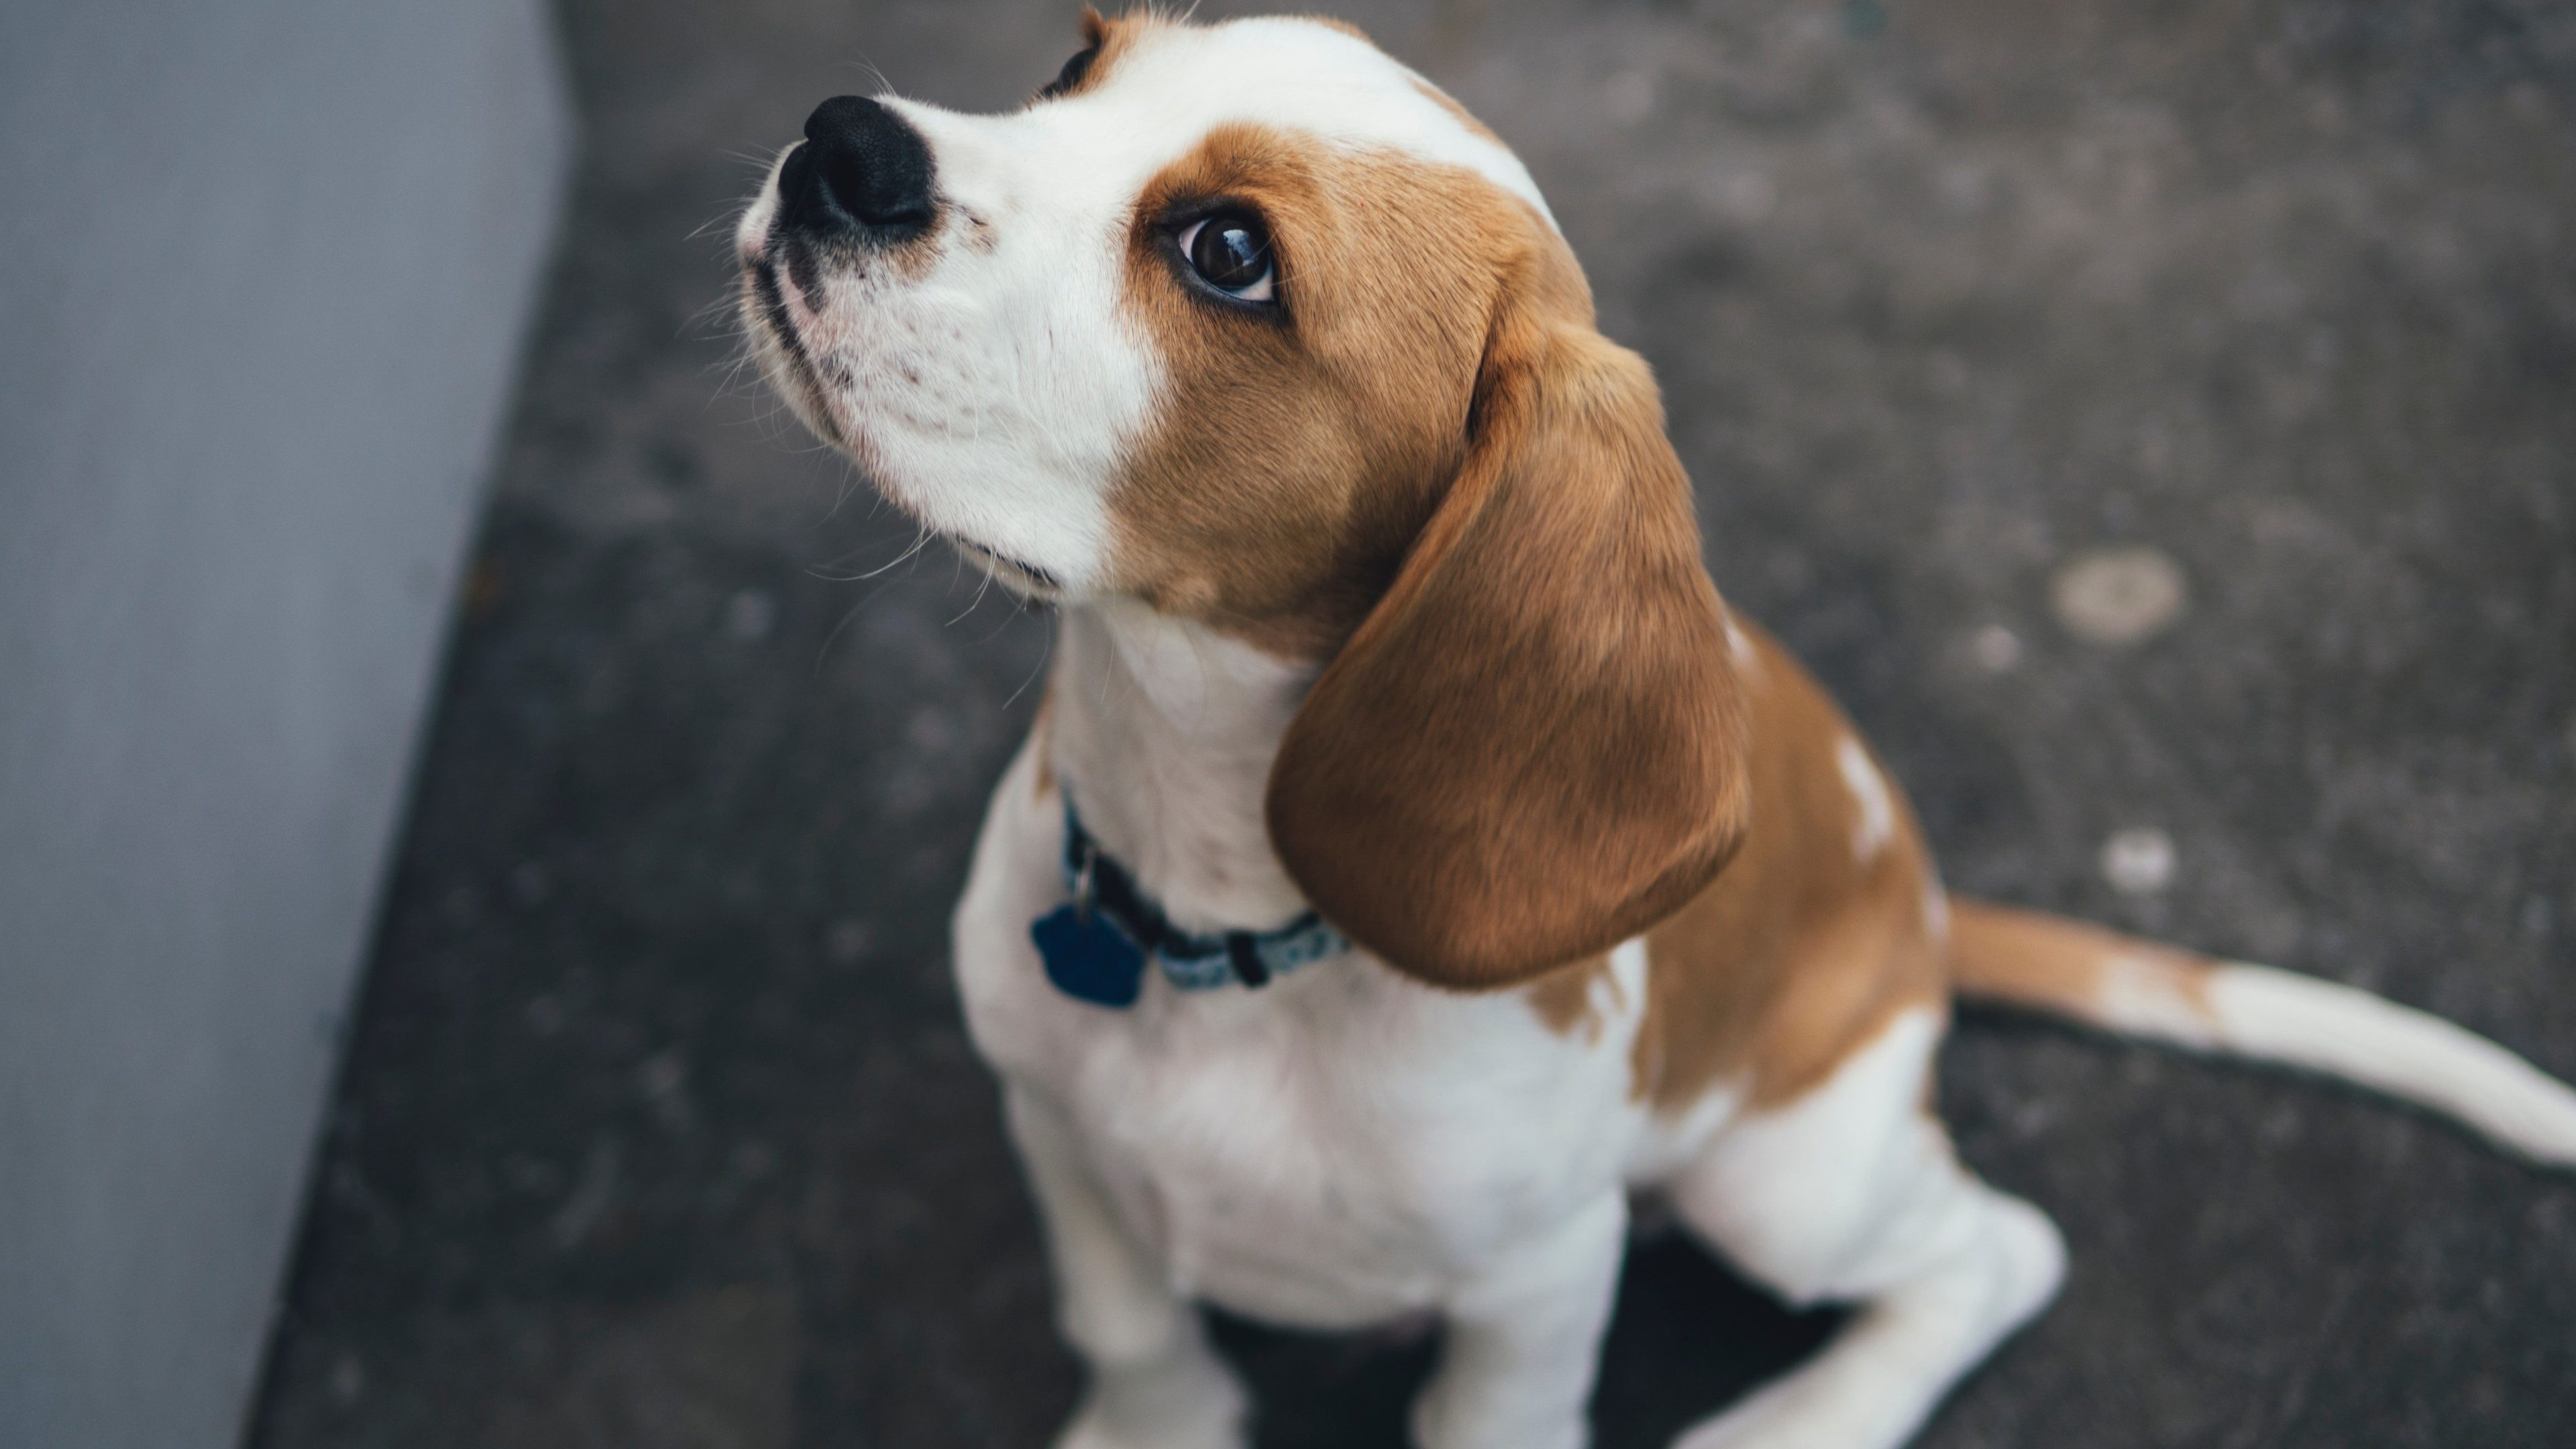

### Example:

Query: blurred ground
xmin=248 ymin=2 xmax=2576 ymax=1446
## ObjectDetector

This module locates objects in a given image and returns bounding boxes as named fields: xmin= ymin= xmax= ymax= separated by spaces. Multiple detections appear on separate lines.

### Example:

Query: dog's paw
xmin=1053 ymin=1350 xmax=1248 ymax=1449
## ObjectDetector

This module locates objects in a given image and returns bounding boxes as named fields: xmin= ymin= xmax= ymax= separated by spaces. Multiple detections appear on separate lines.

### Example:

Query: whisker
xmin=947 ymin=564 xmax=996 ymax=627
xmin=812 ymin=596 xmax=867 ymax=678
xmin=841 ymin=524 xmax=938 ymax=582
xmin=1000 ymin=617 xmax=1055 ymax=710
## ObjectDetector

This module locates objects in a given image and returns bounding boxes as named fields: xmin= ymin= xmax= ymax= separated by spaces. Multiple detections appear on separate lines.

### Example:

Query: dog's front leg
xmin=1413 ymin=1190 xmax=1627 ymax=1449
xmin=1005 ymin=1085 xmax=1248 ymax=1449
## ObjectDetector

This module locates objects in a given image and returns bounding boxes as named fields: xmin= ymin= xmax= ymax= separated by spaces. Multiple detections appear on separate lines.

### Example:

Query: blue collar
xmin=1029 ymin=797 xmax=1348 ymax=1008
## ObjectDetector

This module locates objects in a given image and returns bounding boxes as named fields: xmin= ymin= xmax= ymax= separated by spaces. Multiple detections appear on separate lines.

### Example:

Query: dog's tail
xmin=1947 ymin=899 xmax=2576 ymax=1167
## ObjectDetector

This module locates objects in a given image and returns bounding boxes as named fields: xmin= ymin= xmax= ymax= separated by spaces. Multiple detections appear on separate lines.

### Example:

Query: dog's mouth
xmin=748 ymin=252 xmax=831 ymax=378
xmin=746 ymin=254 xmax=843 ymax=440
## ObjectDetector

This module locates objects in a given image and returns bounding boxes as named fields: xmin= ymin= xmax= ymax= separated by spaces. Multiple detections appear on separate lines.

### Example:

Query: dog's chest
xmin=952 ymin=735 xmax=1650 ymax=1329
xmin=1058 ymin=968 xmax=1642 ymax=1327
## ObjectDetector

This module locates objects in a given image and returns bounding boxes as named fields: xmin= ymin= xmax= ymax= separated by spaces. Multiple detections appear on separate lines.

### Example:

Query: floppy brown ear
xmin=1265 ymin=292 xmax=1752 ymax=990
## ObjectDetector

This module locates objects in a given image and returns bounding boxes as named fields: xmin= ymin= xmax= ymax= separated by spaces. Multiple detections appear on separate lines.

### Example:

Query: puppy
xmin=735 ymin=11 xmax=2576 ymax=1448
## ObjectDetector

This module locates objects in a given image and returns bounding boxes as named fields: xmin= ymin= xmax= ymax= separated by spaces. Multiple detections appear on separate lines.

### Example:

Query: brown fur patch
xmin=1030 ymin=684 xmax=1058 ymax=800
xmin=1037 ymin=7 xmax=1148 ymax=103
xmin=1262 ymin=239 xmax=1750 ymax=987
xmin=1631 ymin=624 xmax=1949 ymax=1110
xmin=1293 ymin=14 xmax=1375 ymax=42
xmin=1108 ymin=125 xmax=1542 ymax=657
xmin=1525 ymin=952 xmax=1615 ymax=1040
xmin=1948 ymin=900 xmax=2216 ymax=1018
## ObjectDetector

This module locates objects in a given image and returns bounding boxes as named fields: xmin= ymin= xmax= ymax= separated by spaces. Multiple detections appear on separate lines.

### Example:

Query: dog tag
xmin=1032 ymin=904 xmax=1146 ymax=1008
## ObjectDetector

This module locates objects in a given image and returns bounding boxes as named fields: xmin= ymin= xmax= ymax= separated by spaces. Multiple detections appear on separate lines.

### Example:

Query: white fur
xmin=955 ymin=643 xmax=1662 ymax=1448
xmin=2036 ymin=950 xmax=2576 ymax=1167
xmin=1596 ymin=936 xmax=1649 ymax=1042
xmin=1046 ymin=600 xmax=1318 ymax=933
xmin=2093 ymin=953 xmax=2224 ymax=1047
xmin=1919 ymin=876 xmax=1952 ymax=947
xmin=1723 ymin=615 xmax=1759 ymax=672
xmin=1834 ymin=735 xmax=1895 ymax=863
xmin=2205 ymin=964 xmax=2576 ymax=1165
xmin=1668 ymin=1011 xmax=2066 ymax=1449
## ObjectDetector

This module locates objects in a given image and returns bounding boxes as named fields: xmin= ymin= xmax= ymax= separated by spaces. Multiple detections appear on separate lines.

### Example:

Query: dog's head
xmin=739 ymin=7 xmax=1751 ymax=987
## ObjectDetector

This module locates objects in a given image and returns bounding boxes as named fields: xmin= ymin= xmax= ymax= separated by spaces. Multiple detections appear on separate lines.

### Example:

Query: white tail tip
xmin=2208 ymin=963 xmax=2576 ymax=1168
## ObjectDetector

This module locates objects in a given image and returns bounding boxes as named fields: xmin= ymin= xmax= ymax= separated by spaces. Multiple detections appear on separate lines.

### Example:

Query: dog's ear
xmin=1266 ymin=272 xmax=1752 ymax=991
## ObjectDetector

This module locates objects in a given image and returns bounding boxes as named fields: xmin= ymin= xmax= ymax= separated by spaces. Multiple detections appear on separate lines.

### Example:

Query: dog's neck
xmin=1044 ymin=598 xmax=1322 ymax=936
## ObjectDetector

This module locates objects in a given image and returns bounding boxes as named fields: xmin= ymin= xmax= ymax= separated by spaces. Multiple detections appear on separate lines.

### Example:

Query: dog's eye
xmin=1038 ymin=44 xmax=1099 ymax=100
xmin=1178 ymin=213 xmax=1276 ymax=304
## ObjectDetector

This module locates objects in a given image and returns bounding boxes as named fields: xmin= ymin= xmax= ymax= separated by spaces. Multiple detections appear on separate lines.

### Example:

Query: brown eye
xmin=1038 ymin=44 xmax=1098 ymax=100
xmin=1179 ymin=212 xmax=1276 ymax=303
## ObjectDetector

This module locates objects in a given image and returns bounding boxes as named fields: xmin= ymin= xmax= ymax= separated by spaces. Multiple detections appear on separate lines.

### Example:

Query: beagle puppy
xmin=735 ymin=11 xmax=2576 ymax=1448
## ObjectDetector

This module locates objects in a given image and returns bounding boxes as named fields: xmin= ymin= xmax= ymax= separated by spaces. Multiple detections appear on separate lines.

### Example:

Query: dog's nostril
xmin=817 ymin=148 xmax=916 ymax=227
xmin=784 ymin=95 xmax=935 ymax=242
xmin=776 ymin=142 xmax=818 ymax=221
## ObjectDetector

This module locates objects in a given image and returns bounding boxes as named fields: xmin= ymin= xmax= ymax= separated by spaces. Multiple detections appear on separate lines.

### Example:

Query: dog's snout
xmin=780 ymin=95 xmax=934 ymax=244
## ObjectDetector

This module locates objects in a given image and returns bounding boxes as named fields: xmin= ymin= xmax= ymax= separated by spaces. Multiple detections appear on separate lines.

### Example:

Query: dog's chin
xmin=943 ymin=534 xmax=1064 ymax=602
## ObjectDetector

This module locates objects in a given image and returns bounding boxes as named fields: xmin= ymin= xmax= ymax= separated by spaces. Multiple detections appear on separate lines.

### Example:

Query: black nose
xmin=778 ymin=95 xmax=935 ymax=243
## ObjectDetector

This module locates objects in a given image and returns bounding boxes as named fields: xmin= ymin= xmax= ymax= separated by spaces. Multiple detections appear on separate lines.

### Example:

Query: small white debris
xmin=1723 ymin=169 xmax=1777 ymax=221
xmin=638 ymin=1050 xmax=686 ymax=1102
xmin=639 ymin=1051 xmax=696 ymax=1137
xmin=2100 ymin=826 xmax=2177 ymax=896
xmin=329 ymin=1352 xmax=366 ymax=1407
xmin=1604 ymin=69 xmax=1656 ymax=125
xmin=549 ymin=1137 xmax=622 ymax=1250
xmin=1971 ymin=624 xmax=2023 ymax=674
xmin=509 ymin=862 xmax=551 ymax=906
xmin=523 ymin=996 xmax=566 ymax=1037
xmin=824 ymin=918 xmax=871 ymax=964
xmin=904 ymin=706 xmax=955 ymax=753
xmin=1936 ymin=162 xmax=1988 ymax=213
xmin=2051 ymin=547 xmax=2187 ymax=647
xmin=726 ymin=588 xmax=777 ymax=641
